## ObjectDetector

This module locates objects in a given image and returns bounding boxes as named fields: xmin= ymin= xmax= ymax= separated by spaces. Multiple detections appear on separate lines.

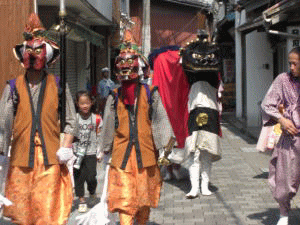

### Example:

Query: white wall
xmin=87 ymin=0 xmax=112 ymax=21
xmin=245 ymin=31 xmax=273 ymax=127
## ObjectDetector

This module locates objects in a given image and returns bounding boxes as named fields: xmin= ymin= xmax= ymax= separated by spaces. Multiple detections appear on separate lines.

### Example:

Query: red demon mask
xmin=13 ymin=13 xmax=60 ymax=70
xmin=23 ymin=38 xmax=47 ymax=70
xmin=115 ymin=51 xmax=140 ymax=81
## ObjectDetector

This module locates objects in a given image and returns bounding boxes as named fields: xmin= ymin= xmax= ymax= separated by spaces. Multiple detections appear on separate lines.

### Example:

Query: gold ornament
xmin=196 ymin=113 xmax=208 ymax=127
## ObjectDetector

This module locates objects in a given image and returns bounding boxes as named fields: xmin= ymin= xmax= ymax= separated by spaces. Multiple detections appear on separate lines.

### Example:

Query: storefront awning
xmin=47 ymin=20 xmax=104 ymax=47
xmin=65 ymin=20 xmax=104 ymax=47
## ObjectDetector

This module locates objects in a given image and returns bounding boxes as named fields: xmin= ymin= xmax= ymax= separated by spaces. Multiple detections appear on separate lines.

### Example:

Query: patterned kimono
xmin=261 ymin=72 xmax=300 ymax=216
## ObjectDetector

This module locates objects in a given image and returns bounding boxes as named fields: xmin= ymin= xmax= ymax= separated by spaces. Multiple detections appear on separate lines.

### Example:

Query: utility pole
xmin=59 ymin=0 xmax=67 ymax=132
xmin=33 ymin=0 xmax=38 ymax=14
xmin=142 ymin=0 xmax=151 ymax=58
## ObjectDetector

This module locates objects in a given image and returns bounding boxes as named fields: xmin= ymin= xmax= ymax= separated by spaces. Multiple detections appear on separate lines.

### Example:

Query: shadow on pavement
xmin=253 ymin=172 xmax=269 ymax=179
xmin=160 ymin=163 xmax=219 ymax=195
xmin=163 ymin=175 xmax=219 ymax=195
xmin=247 ymin=208 xmax=279 ymax=224
xmin=247 ymin=208 xmax=300 ymax=225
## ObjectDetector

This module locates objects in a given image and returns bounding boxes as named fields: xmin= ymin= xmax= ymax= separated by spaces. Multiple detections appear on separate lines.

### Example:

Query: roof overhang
xmin=37 ymin=0 xmax=112 ymax=26
xmin=237 ymin=0 xmax=269 ymax=13
xmin=236 ymin=17 xmax=264 ymax=34
xmin=163 ymin=0 xmax=213 ymax=10
xmin=263 ymin=0 xmax=300 ymax=26
xmin=236 ymin=0 xmax=300 ymax=36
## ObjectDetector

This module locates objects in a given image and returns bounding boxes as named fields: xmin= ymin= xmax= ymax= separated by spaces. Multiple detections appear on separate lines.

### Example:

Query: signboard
xmin=287 ymin=26 xmax=300 ymax=53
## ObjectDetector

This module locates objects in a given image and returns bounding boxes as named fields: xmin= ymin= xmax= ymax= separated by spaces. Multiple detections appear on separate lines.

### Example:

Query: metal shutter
xmin=66 ymin=40 xmax=77 ymax=97
xmin=48 ymin=39 xmax=78 ymax=97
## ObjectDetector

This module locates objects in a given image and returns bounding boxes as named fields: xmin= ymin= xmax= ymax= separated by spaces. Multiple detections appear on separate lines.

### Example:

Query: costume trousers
xmin=269 ymin=135 xmax=300 ymax=216
xmin=3 ymin=134 xmax=73 ymax=225
xmin=73 ymin=154 xmax=97 ymax=197
xmin=119 ymin=207 xmax=150 ymax=225
xmin=190 ymin=149 xmax=212 ymax=174
xmin=107 ymin=147 xmax=161 ymax=220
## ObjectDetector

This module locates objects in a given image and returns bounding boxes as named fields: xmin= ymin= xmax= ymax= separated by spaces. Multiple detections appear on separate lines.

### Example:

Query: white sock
xmin=277 ymin=216 xmax=288 ymax=225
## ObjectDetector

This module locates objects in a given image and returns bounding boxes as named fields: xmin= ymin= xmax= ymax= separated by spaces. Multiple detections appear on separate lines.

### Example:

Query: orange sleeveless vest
xmin=111 ymin=84 xmax=158 ymax=169
xmin=10 ymin=74 xmax=60 ymax=167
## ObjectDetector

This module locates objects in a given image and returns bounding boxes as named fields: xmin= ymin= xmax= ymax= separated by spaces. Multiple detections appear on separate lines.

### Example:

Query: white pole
xmin=33 ymin=0 xmax=38 ymax=14
xmin=142 ymin=0 xmax=151 ymax=58
xmin=59 ymin=0 xmax=67 ymax=17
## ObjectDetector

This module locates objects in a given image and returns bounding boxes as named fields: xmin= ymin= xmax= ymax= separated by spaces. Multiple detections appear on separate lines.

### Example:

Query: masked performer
xmin=0 ymin=13 xmax=76 ymax=224
xmin=98 ymin=30 xmax=175 ymax=225
xmin=182 ymin=30 xmax=223 ymax=198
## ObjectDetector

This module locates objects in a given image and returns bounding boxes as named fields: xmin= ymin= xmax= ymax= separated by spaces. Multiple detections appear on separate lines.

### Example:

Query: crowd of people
xmin=1 ymin=12 xmax=300 ymax=225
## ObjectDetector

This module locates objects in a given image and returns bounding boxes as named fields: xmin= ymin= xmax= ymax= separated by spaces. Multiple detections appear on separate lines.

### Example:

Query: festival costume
xmin=149 ymin=31 xmax=223 ymax=198
xmin=0 ymin=13 xmax=76 ymax=224
xmin=98 ymin=30 xmax=175 ymax=225
xmin=182 ymin=31 xmax=223 ymax=198
xmin=261 ymin=72 xmax=300 ymax=218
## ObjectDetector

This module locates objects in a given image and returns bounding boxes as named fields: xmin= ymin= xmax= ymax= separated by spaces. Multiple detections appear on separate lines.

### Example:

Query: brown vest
xmin=111 ymin=84 xmax=157 ymax=169
xmin=10 ymin=74 xmax=60 ymax=167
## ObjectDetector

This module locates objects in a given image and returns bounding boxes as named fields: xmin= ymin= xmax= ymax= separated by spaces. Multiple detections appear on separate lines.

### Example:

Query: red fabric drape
xmin=152 ymin=50 xmax=190 ymax=148
xmin=121 ymin=81 xmax=137 ymax=105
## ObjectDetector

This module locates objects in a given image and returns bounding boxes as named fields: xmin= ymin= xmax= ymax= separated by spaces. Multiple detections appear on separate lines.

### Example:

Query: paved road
xmin=2 ymin=117 xmax=300 ymax=224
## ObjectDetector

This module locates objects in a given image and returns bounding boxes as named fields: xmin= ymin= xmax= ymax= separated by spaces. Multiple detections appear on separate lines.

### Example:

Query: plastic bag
xmin=256 ymin=123 xmax=282 ymax=152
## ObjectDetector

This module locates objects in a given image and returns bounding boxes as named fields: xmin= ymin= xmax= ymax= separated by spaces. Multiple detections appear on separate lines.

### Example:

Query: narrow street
xmin=2 ymin=113 xmax=300 ymax=225
xmin=66 ymin=113 xmax=300 ymax=225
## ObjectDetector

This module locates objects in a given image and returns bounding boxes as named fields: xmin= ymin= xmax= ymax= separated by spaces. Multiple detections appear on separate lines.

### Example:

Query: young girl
xmin=73 ymin=91 xmax=103 ymax=213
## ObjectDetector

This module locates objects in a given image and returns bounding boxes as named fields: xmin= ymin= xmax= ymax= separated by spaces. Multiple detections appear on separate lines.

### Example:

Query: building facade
xmin=0 ymin=0 xmax=117 ymax=97
xmin=235 ymin=0 xmax=300 ymax=128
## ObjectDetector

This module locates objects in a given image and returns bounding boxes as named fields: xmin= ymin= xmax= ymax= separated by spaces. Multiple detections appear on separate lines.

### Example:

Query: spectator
xmin=73 ymin=91 xmax=103 ymax=213
xmin=97 ymin=67 xmax=115 ymax=115
xmin=261 ymin=46 xmax=300 ymax=225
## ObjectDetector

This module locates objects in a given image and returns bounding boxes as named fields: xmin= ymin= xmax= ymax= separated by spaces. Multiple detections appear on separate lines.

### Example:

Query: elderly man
xmin=97 ymin=67 xmax=115 ymax=115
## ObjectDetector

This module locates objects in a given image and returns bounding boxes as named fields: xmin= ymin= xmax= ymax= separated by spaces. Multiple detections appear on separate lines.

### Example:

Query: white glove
xmin=0 ymin=194 xmax=12 ymax=207
xmin=56 ymin=147 xmax=74 ymax=164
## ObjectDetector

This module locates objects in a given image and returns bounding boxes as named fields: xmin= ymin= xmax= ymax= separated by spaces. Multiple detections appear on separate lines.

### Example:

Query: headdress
xmin=13 ymin=13 xmax=60 ymax=68
xmin=115 ymin=29 xmax=150 ymax=81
